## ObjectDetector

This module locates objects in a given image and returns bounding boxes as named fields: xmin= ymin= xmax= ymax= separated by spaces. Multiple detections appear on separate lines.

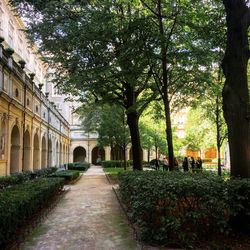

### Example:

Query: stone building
xmin=0 ymin=0 xmax=149 ymax=176
xmin=0 ymin=0 xmax=71 ymax=175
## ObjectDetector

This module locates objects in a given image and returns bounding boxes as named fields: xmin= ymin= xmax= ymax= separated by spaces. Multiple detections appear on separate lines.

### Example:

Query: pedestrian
xmin=190 ymin=157 xmax=196 ymax=171
xmin=182 ymin=157 xmax=189 ymax=172
xmin=163 ymin=157 xmax=169 ymax=171
xmin=196 ymin=157 xmax=202 ymax=169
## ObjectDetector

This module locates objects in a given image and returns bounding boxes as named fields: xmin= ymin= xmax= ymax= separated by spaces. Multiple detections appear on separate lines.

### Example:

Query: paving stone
xmin=20 ymin=165 xmax=141 ymax=250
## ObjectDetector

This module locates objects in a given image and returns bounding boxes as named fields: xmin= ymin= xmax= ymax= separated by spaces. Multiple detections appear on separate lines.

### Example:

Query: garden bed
xmin=0 ymin=177 xmax=65 ymax=249
xmin=118 ymin=171 xmax=250 ymax=249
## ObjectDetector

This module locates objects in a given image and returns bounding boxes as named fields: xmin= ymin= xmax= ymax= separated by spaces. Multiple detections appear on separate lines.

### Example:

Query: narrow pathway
xmin=20 ymin=165 xmax=140 ymax=250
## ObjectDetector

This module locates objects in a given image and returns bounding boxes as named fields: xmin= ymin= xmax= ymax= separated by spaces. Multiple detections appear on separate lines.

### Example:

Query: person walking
xmin=182 ymin=157 xmax=189 ymax=172
xmin=190 ymin=157 xmax=196 ymax=172
xmin=196 ymin=157 xmax=202 ymax=169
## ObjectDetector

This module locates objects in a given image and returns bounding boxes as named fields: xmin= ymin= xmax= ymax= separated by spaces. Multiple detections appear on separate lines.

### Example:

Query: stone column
xmin=125 ymin=148 xmax=130 ymax=161
xmin=104 ymin=146 xmax=111 ymax=161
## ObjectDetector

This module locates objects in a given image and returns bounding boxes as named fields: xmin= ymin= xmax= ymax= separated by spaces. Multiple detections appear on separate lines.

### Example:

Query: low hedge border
xmin=101 ymin=160 xmax=131 ymax=168
xmin=66 ymin=162 xmax=90 ymax=171
xmin=118 ymin=171 xmax=250 ymax=248
xmin=50 ymin=170 xmax=80 ymax=182
xmin=0 ymin=177 xmax=64 ymax=248
xmin=0 ymin=167 xmax=58 ymax=189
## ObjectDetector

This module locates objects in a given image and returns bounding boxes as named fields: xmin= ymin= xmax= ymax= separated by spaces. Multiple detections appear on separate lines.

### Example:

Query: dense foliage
xmin=101 ymin=160 xmax=132 ymax=168
xmin=67 ymin=162 xmax=90 ymax=171
xmin=118 ymin=171 xmax=250 ymax=247
xmin=0 ymin=167 xmax=57 ymax=189
xmin=50 ymin=170 xmax=80 ymax=181
xmin=0 ymin=178 xmax=64 ymax=248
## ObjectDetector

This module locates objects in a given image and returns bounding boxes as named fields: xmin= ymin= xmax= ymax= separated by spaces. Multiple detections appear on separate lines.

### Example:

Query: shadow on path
xmin=20 ymin=165 xmax=140 ymax=250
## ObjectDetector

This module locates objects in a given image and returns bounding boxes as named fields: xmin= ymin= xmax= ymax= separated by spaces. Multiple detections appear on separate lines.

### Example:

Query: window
xmin=35 ymin=105 xmax=39 ymax=113
xmin=53 ymin=85 xmax=62 ymax=96
xmin=18 ymin=36 xmax=23 ymax=57
xmin=3 ymin=72 xmax=8 ymax=92
xmin=15 ymin=88 xmax=19 ymax=98
xmin=26 ymin=98 xmax=30 ymax=106
xmin=8 ymin=20 xmax=14 ymax=48
xmin=0 ymin=4 xmax=4 ymax=36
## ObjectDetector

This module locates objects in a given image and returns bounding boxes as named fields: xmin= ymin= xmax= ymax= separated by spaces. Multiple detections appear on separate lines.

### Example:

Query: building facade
xmin=0 ymin=45 xmax=71 ymax=175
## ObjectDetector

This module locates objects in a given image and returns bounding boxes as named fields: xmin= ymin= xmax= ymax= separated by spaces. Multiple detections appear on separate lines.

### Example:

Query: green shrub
xmin=67 ymin=162 xmax=90 ymax=171
xmin=33 ymin=167 xmax=58 ymax=177
xmin=101 ymin=160 xmax=130 ymax=168
xmin=0 ymin=172 xmax=32 ymax=189
xmin=0 ymin=168 xmax=60 ymax=190
xmin=0 ymin=178 xmax=64 ymax=248
xmin=50 ymin=170 xmax=80 ymax=181
xmin=227 ymin=179 xmax=250 ymax=232
xmin=118 ymin=171 xmax=250 ymax=247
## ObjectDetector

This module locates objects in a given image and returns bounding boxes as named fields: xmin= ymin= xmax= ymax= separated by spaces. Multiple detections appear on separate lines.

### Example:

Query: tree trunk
xmin=163 ymin=92 xmax=175 ymax=170
xmin=222 ymin=0 xmax=250 ymax=178
xmin=216 ymin=95 xmax=222 ymax=176
xmin=157 ymin=0 xmax=175 ymax=170
xmin=127 ymin=111 xmax=142 ymax=170
xmin=217 ymin=146 xmax=221 ymax=176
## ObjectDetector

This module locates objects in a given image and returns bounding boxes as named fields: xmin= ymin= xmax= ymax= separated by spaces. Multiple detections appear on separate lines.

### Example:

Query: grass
xmin=103 ymin=167 xmax=131 ymax=175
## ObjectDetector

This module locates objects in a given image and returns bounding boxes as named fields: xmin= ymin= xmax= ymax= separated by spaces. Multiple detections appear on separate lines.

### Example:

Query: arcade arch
xmin=33 ymin=133 xmax=40 ymax=169
xmin=92 ymin=146 xmax=105 ymax=165
xmin=73 ymin=146 xmax=86 ymax=162
xmin=10 ymin=125 xmax=20 ymax=173
xmin=23 ymin=130 xmax=31 ymax=171
xmin=48 ymin=138 xmax=52 ymax=167
xmin=41 ymin=136 xmax=47 ymax=168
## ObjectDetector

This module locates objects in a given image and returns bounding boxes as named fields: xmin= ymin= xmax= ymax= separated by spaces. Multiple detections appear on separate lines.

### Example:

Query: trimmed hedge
xmin=118 ymin=171 xmax=250 ymax=247
xmin=0 ymin=172 xmax=31 ymax=189
xmin=101 ymin=160 xmax=132 ymax=168
xmin=33 ymin=167 xmax=58 ymax=177
xmin=66 ymin=162 xmax=90 ymax=171
xmin=50 ymin=170 xmax=80 ymax=181
xmin=0 ymin=167 xmax=58 ymax=189
xmin=0 ymin=178 xmax=64 ymax=248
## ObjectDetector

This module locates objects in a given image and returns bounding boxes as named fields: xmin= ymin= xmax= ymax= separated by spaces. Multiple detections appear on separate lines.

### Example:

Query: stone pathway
xmin=20 ymin=165 xmax=141 ymax=250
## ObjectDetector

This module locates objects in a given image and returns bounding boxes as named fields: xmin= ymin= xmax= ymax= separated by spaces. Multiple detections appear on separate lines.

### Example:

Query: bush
xmin=101 ymin=160 xmax=130 ymax=168
xmin=149 ymin=159 xmax=163 ymax=169
xmin=33 ymin=167 xmax=58 ymax=177
xmin=227 ymin=179 xmax=250 ymax=232
xmin=67 ymin=162 xmax=90 ymax=171
xmin=118 ymin=171 xmax=250 ymax=247
xmin=0 ymin=178 xmax=64 ymax=248
xmin=0 ymin=168 xmax=59 ymax=189
xmin=0 ymin=172 xmax=32 ymax=189
xmin=50 ymin=170 xmax=80 ymax=181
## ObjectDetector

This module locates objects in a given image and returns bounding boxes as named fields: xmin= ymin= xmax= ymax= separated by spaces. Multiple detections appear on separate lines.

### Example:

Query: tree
xmin=198 ymin=69 xmax=228 ymax=175
xmin=140 ymin=0 xmax=225 ymax=170
xmin=140 ymin=117 xmax=167 ymax=162
xmin=11 ymin=0 xmax=157 ymax=170
xmin=183 ymin=108 xmax=215 ymax=156
xmin=221 ymin=0 xmax=250 ymax=177
xmin=78 ymin=103 xmax=130 ymax=167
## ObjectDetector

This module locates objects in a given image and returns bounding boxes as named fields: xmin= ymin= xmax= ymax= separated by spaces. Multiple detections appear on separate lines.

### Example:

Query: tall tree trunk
xmin=222 ymin=0 xmax=250 ymax=178
xmin=127 ymin=111 xmax=142 ymax=170
xmin=157 ymin=0 xmax=175 ymax=170
xmin=163 ymin=92 xmax=175 ymax=170
xmin=216 ymin=95 xmax=222 ymax=176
